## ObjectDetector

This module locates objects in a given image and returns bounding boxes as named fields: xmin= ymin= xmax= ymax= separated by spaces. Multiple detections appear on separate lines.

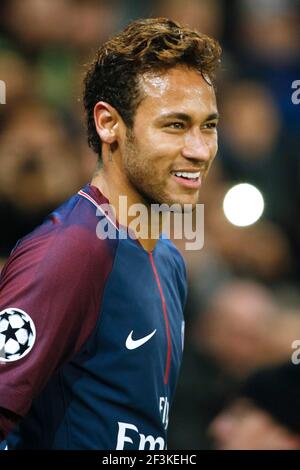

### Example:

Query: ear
xmin=94 ymin=101 xmax=121 ymax=146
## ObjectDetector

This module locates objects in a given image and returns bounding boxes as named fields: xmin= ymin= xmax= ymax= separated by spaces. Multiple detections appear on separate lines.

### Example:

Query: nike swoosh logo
xmin=126 ymin=329 xmax=157 ymax=350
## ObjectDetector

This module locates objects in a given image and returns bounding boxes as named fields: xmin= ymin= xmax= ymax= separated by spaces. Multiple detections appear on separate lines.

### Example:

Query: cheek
xmin=136 ymin=125 xmax=182 ymax=153
xmin=129 ymin=130 xmax=181 ymax=175
xmin=207 ymin=134 xmax=218 ymax=154
xmin=139 ymin=143 xmax=178 ymax=170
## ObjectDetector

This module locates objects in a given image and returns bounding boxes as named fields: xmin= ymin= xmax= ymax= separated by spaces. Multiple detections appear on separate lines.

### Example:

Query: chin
xmin=147 ymin=186 xmax=199 ymax=211
xmin=172 ymin=194 xmax=199 ymax=210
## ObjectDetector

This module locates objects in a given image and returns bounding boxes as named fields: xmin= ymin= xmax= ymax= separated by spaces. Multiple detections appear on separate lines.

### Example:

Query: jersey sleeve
xmin=0 ymin=224 xmax=115 ymax=423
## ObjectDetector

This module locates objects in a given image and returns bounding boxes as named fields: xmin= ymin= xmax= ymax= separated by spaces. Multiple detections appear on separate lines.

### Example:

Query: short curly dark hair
xmin=83 ymin=17 xmax=221 ymax=158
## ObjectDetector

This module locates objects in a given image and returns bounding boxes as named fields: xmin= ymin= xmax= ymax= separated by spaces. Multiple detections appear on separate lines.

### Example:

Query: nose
xmin=181 ymin=128 xmax=212 ymax=163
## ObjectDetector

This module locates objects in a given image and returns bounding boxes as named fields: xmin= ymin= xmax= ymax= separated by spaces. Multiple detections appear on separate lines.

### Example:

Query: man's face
xmin=119 ymin=65 xmax=219 ymax=208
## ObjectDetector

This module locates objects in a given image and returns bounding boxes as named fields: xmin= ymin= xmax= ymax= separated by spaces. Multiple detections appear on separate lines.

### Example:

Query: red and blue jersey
xmin=0 ymin=184 xmax=187 ymax=449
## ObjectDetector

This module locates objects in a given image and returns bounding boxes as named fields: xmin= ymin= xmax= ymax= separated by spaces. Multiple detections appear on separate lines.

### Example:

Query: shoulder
xmin=1 ymin=193 xmax=119 ymax=286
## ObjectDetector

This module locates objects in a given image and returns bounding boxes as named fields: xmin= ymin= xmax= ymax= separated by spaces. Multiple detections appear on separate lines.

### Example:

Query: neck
xmin=91 ymin=166 xmax=162 ymax=252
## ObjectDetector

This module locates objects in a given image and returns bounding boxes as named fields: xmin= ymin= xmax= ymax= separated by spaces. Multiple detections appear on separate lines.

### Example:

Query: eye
xmin=167 ymin=122 xmax=185 ymax=129
xmin=203 ymin=121 xmax=218 ymax=130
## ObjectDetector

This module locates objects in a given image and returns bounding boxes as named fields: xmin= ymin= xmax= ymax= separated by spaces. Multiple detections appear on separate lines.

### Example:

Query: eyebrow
xmin=156 ymin=112 xmax=220 ymax=123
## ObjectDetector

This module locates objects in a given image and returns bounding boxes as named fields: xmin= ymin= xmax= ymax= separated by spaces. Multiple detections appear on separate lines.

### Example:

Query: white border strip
xmin=78 ymin=190 xmax=119 ymax=231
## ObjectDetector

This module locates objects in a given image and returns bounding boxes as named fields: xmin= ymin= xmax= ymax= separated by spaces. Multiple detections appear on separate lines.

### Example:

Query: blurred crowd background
xmin=0 ymin=0 xmax=300 ymax=450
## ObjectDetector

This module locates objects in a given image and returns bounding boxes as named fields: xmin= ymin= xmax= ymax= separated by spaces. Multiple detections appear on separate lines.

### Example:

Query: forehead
xmin=137 ymin=65 xmax=217 ymax=118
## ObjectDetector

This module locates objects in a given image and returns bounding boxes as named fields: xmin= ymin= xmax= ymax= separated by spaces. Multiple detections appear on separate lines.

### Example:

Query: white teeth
xmin=173 ymin=171 xmax=201 ymax=179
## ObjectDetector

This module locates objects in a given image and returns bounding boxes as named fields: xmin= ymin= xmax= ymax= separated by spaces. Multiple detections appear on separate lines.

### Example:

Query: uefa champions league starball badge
xmin=0 ymin=308 xmax=36 ymax=362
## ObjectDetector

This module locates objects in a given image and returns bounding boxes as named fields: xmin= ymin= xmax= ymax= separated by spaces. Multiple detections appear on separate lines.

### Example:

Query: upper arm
xmin=0 ymin=225 xmax=115 ymax=418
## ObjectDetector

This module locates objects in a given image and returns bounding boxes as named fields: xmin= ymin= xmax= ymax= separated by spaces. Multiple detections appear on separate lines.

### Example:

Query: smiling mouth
xmin=170 ymin=170 xmax=202 ymax=189
xmin=171 ymin=170 xmax=201 ymax=181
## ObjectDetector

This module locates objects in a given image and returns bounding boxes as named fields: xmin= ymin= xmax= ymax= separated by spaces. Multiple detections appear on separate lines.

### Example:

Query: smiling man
xmin=0 ymin=18 xmax=221 ymax=449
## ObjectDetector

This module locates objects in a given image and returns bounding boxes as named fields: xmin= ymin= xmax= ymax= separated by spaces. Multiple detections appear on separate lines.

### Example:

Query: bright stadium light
xmin=223 ymin=183 xmax=264 ymax=227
